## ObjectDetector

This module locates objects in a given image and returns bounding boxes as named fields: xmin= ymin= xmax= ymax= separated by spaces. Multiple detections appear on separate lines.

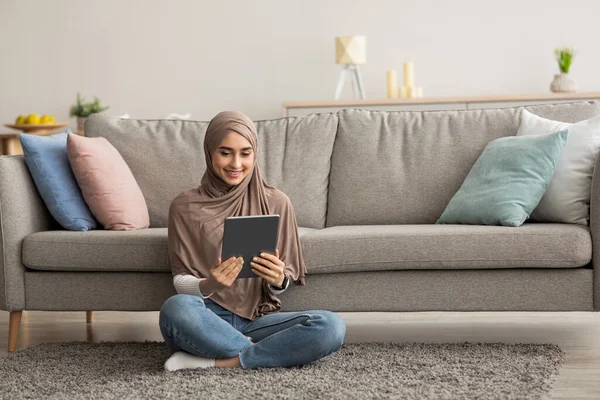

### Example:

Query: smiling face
xmin=211 ymin=130 xmax=254 ymax=185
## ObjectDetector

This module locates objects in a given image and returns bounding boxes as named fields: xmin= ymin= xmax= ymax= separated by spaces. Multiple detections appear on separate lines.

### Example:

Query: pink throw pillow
xmin=67 ymin=133 xmax=150 ymax=230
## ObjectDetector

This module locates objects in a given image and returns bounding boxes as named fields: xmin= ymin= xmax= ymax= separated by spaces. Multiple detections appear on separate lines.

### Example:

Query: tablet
xmin=221 ymin=214 xmax=280 ymax=279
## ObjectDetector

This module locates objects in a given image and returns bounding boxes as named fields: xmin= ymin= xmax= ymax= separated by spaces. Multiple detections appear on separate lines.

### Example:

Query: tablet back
xmin=221 ymin=215 xmax=280 ymax=279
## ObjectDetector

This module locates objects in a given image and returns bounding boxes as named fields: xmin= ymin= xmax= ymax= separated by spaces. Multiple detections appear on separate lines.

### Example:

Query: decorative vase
xmin=77 ymin=117 xmax=87 ymax=133
xmin=550 ymin=73 xmax=577 ymax=93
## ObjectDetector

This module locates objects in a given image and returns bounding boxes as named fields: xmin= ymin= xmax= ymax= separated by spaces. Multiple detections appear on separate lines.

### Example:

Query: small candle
xmin=387 ymin=70 xmax=398 ymax=98
xmin=399 ymin=86 xmax=408 ymax=98
xmin=403 ymin=61 xmax=414 ymax=88
xmin=407 ymin=86 xmax=417 ymax=98
xmin=416 ymin=87 xmax=423 ymax=98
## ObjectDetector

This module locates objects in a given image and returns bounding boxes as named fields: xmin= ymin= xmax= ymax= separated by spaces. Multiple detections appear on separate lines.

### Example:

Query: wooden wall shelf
xmin=282 ymin=92 xmax=600 ymax=117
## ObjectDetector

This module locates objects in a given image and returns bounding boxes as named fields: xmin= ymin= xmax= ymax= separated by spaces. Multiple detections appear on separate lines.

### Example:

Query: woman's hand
xmin=250 ymin=249 xmax=286 ymax=287
xmin=205 ymin=256 xmax=244 ymax=293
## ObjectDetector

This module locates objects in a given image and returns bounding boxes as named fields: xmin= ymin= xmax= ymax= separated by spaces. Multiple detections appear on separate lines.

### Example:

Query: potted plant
xmin=69 ymin=93 xmax=110 ymax=132
xmin=550 ymin=47 xmax=577 ymax=93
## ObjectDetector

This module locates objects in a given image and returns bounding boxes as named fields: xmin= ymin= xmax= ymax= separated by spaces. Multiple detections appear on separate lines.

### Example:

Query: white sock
xmin=164 ymin=351 xmax=216 ymax=371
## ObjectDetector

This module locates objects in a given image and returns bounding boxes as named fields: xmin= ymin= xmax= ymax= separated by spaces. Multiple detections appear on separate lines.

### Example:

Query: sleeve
xmin=268 ymin=273 xmax=291 ymax=295
xmin=173 ymin=274 xmax=214 ymax=299
xmin=168 ymin=198 xmax=203 ymax=278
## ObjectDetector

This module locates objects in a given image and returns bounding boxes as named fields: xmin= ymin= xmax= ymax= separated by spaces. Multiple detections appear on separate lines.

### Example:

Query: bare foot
xmin=214 ymin=339 xmax=253 ymax=368
xmin=215 ymin=355 xmax=242 ymax=368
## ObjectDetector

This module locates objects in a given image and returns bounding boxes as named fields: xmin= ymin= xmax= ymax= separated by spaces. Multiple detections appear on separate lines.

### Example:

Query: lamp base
xmin=335 ymin=64 xmax=366 ymax=100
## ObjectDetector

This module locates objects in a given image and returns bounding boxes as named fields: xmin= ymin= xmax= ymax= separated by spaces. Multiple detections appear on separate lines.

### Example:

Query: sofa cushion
xmin=517 ymin=110 xmax=600 ymax=225
xmin=300 ymin=224 xmax=591 ymax=274
xmin=18 ymin=131 xmax=98 ymax=231
xmin=23 ymin=224 xmax=591 ymax=274
xmin=436 ymin=130 xmax=568 ymax=227
xmin=84 ymin=113 xmax=338 ymax=229
xmin=328 ymin=101 xmax=600 ymax=227
xmin=22 ymin=227 xmax=317 ymax=272
xmin=66 ymin=133 xmax=150 ymax=230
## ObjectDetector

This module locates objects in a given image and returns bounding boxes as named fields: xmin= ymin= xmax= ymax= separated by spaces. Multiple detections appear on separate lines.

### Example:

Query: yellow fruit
xmin=49 ymin=115 xmax=56 ymax=123
xmin=15 ymin=115 xmax=26 ymax=125
xmin=40 ymin=115 xmax=53 ymax=124
xmin=25 ymin=114 xmax=40 ymax=124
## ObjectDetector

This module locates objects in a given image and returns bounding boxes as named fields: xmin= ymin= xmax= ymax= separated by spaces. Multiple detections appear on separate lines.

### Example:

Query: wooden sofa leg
xmin=86 ymin=311 xmax=93 ymax=323
xmin=8 ymin=311 xmax=22 ymax=352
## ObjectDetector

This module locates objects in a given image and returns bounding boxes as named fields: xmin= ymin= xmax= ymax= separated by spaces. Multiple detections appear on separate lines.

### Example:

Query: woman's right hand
xmin=204 ymin=256 xmax=244 ymax=293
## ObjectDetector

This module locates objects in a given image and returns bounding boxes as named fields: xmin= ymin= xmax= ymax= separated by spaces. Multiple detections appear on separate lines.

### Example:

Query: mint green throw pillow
xmin=436 ymin=130 xmax=568 ymax=227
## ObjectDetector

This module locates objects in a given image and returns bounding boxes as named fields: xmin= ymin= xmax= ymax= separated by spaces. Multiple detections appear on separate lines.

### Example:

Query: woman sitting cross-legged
xmin=159 ymin=110 xmax=346 ymax=371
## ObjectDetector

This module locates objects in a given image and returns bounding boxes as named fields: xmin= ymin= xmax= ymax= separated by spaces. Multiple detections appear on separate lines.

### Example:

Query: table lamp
xmin=334 ymin=36 xmax=366 ymax=100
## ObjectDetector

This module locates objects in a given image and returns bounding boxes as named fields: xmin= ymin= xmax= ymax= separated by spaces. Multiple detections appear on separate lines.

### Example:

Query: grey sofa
xmin=2 ymin=101 xmax=600 ymax=352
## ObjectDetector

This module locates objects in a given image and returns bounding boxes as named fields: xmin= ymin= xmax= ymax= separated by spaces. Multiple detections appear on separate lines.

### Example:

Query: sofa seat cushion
xmin=300 ymin=224 xmax=591 ymax=274
xmin=23 ymin=227 xmax=317 ymax=272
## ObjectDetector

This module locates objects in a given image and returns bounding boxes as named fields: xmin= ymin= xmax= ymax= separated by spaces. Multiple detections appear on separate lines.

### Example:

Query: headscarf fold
xmin=168 ymin=111 xmax=307 ymax=320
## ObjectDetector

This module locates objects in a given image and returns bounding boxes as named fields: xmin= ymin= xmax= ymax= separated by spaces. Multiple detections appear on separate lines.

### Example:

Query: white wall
xmin=0 ymin=0 xmax=598 ymax=127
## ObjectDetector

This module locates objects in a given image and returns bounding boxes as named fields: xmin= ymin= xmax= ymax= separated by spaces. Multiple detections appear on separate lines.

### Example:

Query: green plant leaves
xmin=69 ymin=92 xmax=110 ymax=117
xmin=554 ymin=47 xmax=575 ymax=74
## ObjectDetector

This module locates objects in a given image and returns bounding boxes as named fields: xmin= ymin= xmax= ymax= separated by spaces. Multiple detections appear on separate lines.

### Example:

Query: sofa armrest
xmin=0 ymin=156 xmax=54 ymax=311
xmin=590 ymin=154 xmax=600 ymax=311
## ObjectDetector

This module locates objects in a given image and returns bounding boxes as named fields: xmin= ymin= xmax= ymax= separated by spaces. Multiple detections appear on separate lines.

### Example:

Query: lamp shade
xmin=335 ymin=36 xmax=366 ymax=65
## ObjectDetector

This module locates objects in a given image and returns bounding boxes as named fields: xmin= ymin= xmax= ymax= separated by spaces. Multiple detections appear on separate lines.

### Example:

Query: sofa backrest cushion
xmin=326 ymin=101 xmax=600 ymax=227
xmin=84 ymin=112 xmax=338 ymax=228
xmin=253 ymin=113 xmax=338 ymax=229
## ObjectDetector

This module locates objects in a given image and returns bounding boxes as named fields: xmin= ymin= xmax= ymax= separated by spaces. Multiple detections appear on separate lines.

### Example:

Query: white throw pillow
xmin=517 ymin=109 xmax=600 ymax=224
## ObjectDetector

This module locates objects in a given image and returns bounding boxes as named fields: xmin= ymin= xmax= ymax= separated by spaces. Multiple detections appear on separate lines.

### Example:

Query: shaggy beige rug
xmin=0 ymin=341 xmax=564 ymax=399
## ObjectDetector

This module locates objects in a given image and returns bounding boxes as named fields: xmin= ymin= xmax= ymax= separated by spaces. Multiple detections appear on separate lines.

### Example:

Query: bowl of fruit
xmin=4 ymin=114 xmax=68 ymax=135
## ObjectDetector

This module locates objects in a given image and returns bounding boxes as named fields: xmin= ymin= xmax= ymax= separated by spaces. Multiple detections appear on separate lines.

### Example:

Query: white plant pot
xmin=77 ymin=117 xmax=88 ymax=133
xmin=550 ymin=73 xmax=577 ymax=93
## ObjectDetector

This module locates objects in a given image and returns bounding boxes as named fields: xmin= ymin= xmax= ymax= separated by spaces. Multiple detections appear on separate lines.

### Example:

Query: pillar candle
xmin=416 ymin=87 xmax=423 ymax=98
xmin=387 ymin=70 xmax=398 ymax=98
xmin=403 ymin=61 xmax=414 ymax=88
xmin=400 ymin=86 xmax=408 ymax=98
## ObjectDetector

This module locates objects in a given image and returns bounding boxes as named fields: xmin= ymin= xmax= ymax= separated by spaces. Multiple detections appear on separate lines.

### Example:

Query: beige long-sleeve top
xmin=173 ymin=274 xmax=290 ymax=299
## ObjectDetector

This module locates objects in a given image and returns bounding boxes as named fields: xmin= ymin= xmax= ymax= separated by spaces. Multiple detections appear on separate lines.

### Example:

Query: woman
xmin=159 ymin=111 xmax=346 ymax=371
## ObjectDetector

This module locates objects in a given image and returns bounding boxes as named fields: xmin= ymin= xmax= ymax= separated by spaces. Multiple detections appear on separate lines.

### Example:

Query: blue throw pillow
xmin=436 ymin=130 xmax=569 ymax=227
xmin=19 ymin=131 xmax=98 ymax=231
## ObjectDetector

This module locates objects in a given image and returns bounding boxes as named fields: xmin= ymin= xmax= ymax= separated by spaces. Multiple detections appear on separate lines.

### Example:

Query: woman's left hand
xmin=250 ymin=248 xmax=286 ymax=287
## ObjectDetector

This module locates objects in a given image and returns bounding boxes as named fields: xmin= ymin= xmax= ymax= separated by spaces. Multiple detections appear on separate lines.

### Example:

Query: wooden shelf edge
xmin=283 ymin=92 xmax=600 ymax=109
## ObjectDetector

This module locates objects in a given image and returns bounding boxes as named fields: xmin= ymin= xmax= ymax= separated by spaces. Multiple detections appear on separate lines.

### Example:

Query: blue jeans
xmin=159 ymin=294 xmax=346 ymax=369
